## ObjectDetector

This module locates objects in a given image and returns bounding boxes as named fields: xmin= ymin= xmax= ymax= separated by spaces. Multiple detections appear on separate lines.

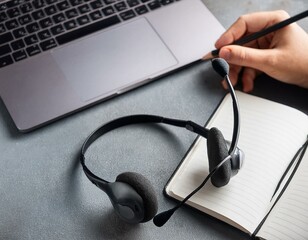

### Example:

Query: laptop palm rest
xmin=52 ymin=18 xmax=178 ymax=102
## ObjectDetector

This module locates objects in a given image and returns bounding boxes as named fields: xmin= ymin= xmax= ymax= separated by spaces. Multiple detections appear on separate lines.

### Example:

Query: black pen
xmin=202 ymin=9 xmax=308 ymax=60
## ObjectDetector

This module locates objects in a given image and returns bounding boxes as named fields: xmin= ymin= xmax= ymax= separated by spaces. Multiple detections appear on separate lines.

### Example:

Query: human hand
xmin=210 ymin=10 xmax=308 ymax=92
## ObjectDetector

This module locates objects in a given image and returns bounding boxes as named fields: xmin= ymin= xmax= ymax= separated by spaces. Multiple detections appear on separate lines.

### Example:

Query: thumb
xmin=219 ymin=45 xmax=275 ymax=73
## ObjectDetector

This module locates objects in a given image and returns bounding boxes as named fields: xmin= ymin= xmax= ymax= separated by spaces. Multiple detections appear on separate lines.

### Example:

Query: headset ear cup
xmin=207 ymin=127 xmax=232 ymax=187
xmin=116 ymin=172 xmax=158 ymax=222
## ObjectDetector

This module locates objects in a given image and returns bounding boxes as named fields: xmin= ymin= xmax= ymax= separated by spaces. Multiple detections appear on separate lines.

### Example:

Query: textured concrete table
xmin=0 ymin=1 xmax=307 ymax=239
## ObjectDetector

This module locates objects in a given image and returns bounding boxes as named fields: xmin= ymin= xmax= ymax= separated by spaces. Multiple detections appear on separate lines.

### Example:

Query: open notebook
xmin=165 ymin=91 xmax=308 ymax=239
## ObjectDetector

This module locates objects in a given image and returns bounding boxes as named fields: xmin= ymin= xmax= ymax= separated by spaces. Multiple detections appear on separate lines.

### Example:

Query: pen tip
xmin=202 ymin=52 xmax=214 ymax=61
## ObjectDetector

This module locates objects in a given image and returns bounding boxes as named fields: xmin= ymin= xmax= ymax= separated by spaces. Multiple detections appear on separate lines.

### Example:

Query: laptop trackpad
xmin=52 ymin=18 xmax=178 ymax=102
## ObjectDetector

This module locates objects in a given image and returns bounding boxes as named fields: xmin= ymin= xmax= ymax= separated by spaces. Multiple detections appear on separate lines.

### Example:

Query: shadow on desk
xmin=66 ymin=148 xmax=142 ymax=239
xmin=0 ymin=98 xmax=19 ymax=136
xmin=251 ymin=74 xmax=308 ymax=114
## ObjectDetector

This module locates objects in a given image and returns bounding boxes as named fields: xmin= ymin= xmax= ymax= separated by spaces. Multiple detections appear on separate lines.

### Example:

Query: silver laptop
xmin=0 ymin=0 xmax=224 ymax=132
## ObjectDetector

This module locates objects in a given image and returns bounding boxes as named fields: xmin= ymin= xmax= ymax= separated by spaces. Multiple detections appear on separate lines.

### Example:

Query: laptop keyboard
xmin=0 ymin=0 xmax=180 ymax=68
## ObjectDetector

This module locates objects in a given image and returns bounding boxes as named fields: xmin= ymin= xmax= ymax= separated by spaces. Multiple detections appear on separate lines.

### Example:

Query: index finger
xmin=215 ymin=10 xmax=290 ymax=49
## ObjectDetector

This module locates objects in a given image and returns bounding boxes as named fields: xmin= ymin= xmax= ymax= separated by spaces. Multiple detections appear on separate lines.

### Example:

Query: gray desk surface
xmin=1 ymin=1 xmax=308 ymax=240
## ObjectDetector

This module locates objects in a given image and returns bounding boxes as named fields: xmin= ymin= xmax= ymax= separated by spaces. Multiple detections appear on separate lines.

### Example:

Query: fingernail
xmin=219 ymin=48 xmax=231 ymax=61
xmin=243 ymin=78 xmax=254 ymax=93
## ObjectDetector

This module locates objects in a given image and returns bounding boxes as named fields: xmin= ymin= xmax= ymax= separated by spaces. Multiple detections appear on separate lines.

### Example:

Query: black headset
xmin=80 ymin=58 xmax=244 ymax=226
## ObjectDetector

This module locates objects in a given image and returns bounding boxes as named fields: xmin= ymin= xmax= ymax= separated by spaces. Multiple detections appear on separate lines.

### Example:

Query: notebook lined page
xmin=166 ymin=92 xmax=308 ymax=234
xmin=257 ymin=150 xmax=308 ymax=240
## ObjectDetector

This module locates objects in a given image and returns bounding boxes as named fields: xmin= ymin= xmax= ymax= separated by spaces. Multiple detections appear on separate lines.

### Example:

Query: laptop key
xmin=103 ymin=0 xmax=117 ymax=4
xmin=20 ymin=3 xmax=33 ymax=14
xmin=102 ymin=6 xmax=115 ymax=16
xmin=12 ymin=49 xmax=27 ymax=61
xmin=32 ymin=9 xmax=45 ymax=20
xmin=39 ymin=17 xmax=53 ymax=28
xmin=161 ymin=0 xmax=174 ymax=5
xmin=135 ymin=5 xmax=148 ymax=15
xmin=26 ymin=44 xmax=41 ymax=56
xmin=64 ymin=19 xmax=77 ymax=30
xmin=127 ymin=0 xmax=140 ymax=7
xmin=57 ymin=0 xmax=70 ymax=11
xmin=6 ymin=0 xmax=21 ymax=8
xmin=77 ymin=15 xmax=90 ymax=25
xmin=90 ymin=1 xmax=104 ymax=9
xmin=11 ymin=39 xmax=25 ymax=50
xmin=33 ymin=0 xmax=47 ymax=9
xmin=18 ymin=14 xmax=32 ymax=25
xmin=0 ymin=44 xmax=12 ymax=57
xmin=0 ymin=2 xmax=8 ymax=11
xmin=120 ymin=10 xmax=136 ymax=21
xmin=7 ymin=7 xmax=21 ymax=18
xmin=12 ymin=27 xmax=27 ymax=38
xmin=89 ymin=10 xmax=102 ymax=21
xmin=50 ymin=24 xmax=65 ymax=35
xmin=0 ymin=55 xmax=13 ymax=68
xmin=65 ymin=8 xmax=78 ymax=19
xmin=0 ymin=32 xmax=14 ymax=45
xmin=56 ymin=15 xmax=121 ymax=45
xmin=148 ymin=1 xmax=160 ymax=10
xmin=78 ymin=4 xmax=91 ymax=14
xmin=45 ymin=5 xmax=58 ymax=16
xmin=38 ymin=29 xmax=52 ymax=40
xmin=40 ymin=38 xmax=57 ymax=51
xmin=114 ymin=2 xmax=127 ymax=12
xmin=0 ymin=12 xmax=8 ymax=22
xmin=26 ymin=22 xmax=40 ymax=33
xmin=53 ymin=12 xmax=66 ymax=23
xmin=25 ymin=34 xmax=39 ymax=45
xmin=5 ymin=19 xmax=19 ymax=30
xmin=69 ymin=0 xmax=83 ymax=6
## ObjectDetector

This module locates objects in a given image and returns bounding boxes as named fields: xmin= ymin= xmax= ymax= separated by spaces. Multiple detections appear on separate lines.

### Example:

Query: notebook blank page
xmin=257 ymin=150 xmax=308 ymax=240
